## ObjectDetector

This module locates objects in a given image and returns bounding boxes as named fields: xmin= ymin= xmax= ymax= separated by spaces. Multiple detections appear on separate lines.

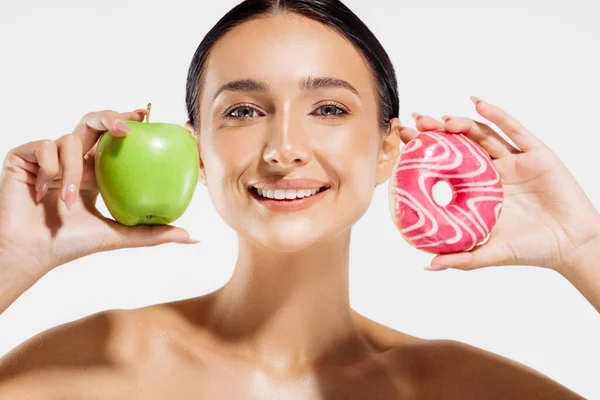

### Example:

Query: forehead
xmin=201 ymin=13 xmax=375 ymax=101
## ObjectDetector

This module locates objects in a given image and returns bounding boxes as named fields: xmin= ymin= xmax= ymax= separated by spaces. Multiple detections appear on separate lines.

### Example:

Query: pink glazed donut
xmin=388 ymin=129 xmax=504 ymax=255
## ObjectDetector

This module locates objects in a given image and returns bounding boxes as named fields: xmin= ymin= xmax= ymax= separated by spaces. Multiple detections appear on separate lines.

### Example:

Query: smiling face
xmin=188 ymin=13 xmax=400 ymax=252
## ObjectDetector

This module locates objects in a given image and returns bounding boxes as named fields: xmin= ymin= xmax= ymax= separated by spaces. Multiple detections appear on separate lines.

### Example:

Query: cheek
xmin=315 ymin=128 xmax=380 ymax=228
xmin=320 ymin=128 xmax=380 ymax=189
xmin=199 ymin=131 xmax=260 ymax=220
xmin=202 ymin=130 xmax=257 ymax=181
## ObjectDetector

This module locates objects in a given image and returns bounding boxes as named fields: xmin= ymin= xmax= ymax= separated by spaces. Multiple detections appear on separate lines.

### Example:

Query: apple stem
xmin=145 ymin=103 xmax=152 ymax=123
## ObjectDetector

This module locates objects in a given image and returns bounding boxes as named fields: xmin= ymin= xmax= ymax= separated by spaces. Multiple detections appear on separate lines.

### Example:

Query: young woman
xmin=0 ymin=0 xmax=597 ymax=398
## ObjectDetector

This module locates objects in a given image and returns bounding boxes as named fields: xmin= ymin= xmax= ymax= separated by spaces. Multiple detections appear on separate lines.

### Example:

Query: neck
xmin=204 ymin=229 xmax=373 ymax=374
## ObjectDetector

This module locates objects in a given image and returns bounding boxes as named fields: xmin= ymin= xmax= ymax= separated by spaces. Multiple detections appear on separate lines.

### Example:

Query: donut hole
xmin=432 ymin=180 xmax=453 ymax=207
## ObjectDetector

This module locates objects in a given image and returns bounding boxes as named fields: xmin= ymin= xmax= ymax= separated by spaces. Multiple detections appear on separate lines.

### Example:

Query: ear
xmin=375 ymin=118 xmax=402 ymax=186
xmin=184 ymin=120 xmax=207 ymax=187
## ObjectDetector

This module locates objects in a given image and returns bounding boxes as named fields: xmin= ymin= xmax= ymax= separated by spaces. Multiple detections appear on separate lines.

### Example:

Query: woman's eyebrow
xmin=212 ymin=76 xmax=360 ymax=101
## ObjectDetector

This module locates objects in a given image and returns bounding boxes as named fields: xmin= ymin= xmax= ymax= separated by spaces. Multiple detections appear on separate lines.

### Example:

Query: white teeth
xmin=255 ymin=187 xmax=321 ymax=200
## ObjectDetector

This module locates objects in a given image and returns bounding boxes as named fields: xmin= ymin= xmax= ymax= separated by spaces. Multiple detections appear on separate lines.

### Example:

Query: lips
xmin=246 ymin=176 xmax=332 ymax=211
xmin=249 ymin=185 xmax=329 ymax=200
xmin=249 ymin=184 xmax=330 ymax=211
xmin=248 ymin=177 xmax=331 ymax=191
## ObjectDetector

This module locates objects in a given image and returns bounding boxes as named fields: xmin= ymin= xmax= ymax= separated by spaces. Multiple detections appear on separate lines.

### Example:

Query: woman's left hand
xmin=399 ymin=97 xmax=600 ymax=273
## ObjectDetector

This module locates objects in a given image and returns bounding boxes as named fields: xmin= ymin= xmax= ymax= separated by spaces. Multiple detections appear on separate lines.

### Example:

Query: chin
xmin=248 ymin=225 xmax=328 ymax=253
xmin=265 ymin=239 xmax=321 ymax=253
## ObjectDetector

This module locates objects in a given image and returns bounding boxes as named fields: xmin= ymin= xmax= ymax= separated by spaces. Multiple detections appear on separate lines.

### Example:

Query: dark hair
xmin=185 ymin=0 xmax=399 ymax=133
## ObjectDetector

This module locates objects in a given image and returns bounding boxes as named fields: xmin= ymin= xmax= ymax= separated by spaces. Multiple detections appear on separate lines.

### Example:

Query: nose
xmin=262 ymin=112 xmax=311 ymax=168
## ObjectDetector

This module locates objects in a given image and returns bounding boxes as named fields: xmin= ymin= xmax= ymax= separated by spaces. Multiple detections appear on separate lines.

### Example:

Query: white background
xmin=1 ymin=0 xmax=599 ymax=397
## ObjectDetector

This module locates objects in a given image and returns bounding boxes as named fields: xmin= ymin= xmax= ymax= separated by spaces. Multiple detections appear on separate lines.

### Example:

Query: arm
xmin=0 ymin=252 xmax=47 ymax=314
xmin=558 ymin=230 xmax=600 ymax=314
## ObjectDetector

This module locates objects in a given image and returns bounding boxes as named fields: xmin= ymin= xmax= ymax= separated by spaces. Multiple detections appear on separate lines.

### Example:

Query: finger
xmin=10 ymin=140 xmax=60 ymax=202
xmin=80 ymin=156 xmax=98 ymax=190
xmin=20 ymin=166 xmax=97 ymax=192
xmin=56 ymin=134 xmax=83 ymax=209
xmin=22 ymin=155 xmax=97 ymax=192
xmin=34 ymin=140 xmax=61 ymax=202
xmin=101 ymin=220 xmax=199 ymax=251
xmin=470 ymin=97 xmax=546 ymax=152
xmin=72 ymin=109 xmax=149 ymax=155
xmin=411 ymin=113 xmax=444 ymax=132
xmin=84 ymin=141 xmax=99 ymax=160
xmin=398 ymin=124 xmax=420 ymax=144
xmin=440 ymin=115 xmax=522 ymax=159
xmin=426 ymin=237 xmax=516 ymax=271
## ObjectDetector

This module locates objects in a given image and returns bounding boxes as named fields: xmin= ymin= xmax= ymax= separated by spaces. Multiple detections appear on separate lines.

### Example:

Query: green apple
xmin=95 ymin=119 xmax=199 ymax=226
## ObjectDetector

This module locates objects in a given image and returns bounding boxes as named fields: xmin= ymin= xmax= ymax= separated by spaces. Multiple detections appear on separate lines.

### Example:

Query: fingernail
xmin=64 ymin=184 xmax=78 ymax=210
xmin=115 ymin=120 xmax=130 ymax=133
xmin=36 ymin=183 xmax=48 ymax=203
xmin=424 ymin=265 xmax=450 ymax=271
xmin=441 ymin=115 xmax=452 ymax=122
xmin=470 ymin=96 xmax=482 ymax=106
xmin=177 ymin=238 xmax=201 ymax=244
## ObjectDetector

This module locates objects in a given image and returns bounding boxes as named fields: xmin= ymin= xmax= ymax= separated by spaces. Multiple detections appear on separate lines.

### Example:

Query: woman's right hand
xmin=0 ymin=108 xmax=197 ymax=277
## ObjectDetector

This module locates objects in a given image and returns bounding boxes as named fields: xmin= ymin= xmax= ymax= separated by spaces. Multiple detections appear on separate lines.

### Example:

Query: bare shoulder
xmin=354 ymin=313 xmax=584 ymax=399
xmin=0 ymin=308 xmax=144 ymax=399
xmin=352 ymin=310 xmax=426 ymax=351
xmin=388 ymin=338 xmax=585 ymax=400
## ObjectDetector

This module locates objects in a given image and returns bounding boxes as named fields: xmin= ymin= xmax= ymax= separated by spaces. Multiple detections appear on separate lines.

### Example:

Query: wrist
xmin=557 ymin=222 xmax=600 ymax=279
xmin=0 ymin=257 xmax=46 ymax=314
xmin=555 ymin=221 xmax=600 ymax=314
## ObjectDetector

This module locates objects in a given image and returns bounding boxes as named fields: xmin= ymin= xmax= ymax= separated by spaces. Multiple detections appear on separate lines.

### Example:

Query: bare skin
xmin=0 ymin=297 xmax=584 ymax=399
xmin=0 ymin=12 xmax=587 ymax=399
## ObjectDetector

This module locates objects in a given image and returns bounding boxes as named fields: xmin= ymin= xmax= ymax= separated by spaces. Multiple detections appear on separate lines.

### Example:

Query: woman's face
xmin=188 ymin=13 xmax=400 ymax=252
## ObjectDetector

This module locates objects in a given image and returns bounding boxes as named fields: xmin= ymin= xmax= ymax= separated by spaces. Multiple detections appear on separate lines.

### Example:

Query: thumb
xmin=426 ymin=237 xmax=514 ymax=271
xmin=103 ymin=219 xmax=199 ymax=250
